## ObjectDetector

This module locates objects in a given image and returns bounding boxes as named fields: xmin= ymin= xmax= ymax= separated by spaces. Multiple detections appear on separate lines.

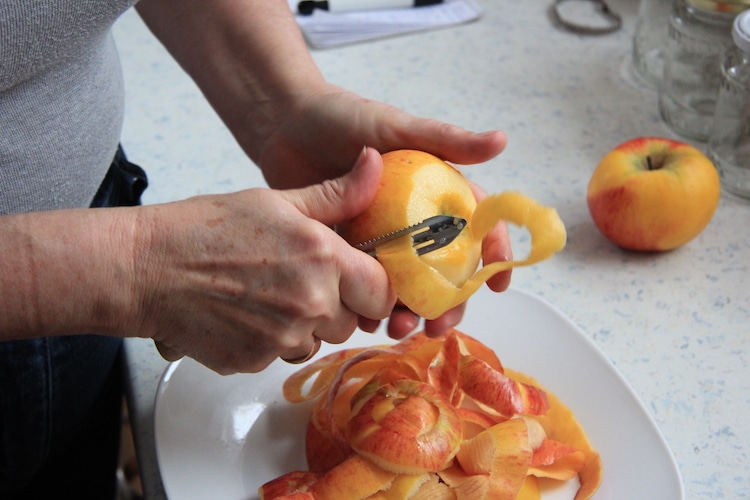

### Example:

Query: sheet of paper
xmin=289 ymin=0 xmax=484 ymax=49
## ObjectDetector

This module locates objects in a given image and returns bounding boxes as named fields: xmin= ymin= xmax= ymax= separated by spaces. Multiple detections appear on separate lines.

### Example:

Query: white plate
xmin=154 ymin=288 xmax=685 ymax=500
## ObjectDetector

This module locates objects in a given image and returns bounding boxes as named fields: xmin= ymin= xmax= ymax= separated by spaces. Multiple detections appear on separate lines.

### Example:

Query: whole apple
xmin=587 ymin=137 xmax=720 ymax=251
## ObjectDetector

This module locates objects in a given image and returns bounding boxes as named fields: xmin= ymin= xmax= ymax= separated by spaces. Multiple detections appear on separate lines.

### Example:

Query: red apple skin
xmin=586 ymin=137 xmax=720 ymax=252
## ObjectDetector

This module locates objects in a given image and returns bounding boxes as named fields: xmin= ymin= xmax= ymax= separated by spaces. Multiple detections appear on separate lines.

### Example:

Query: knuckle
xmin=324 ymin=314 xmax=358 ymax=344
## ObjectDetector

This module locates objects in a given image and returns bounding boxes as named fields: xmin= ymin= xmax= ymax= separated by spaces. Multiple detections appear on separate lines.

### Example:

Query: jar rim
xmin=688 ymin=0 xmax=750 ymax=13
xmin=734 ymin=10 xmax=750 ymax=51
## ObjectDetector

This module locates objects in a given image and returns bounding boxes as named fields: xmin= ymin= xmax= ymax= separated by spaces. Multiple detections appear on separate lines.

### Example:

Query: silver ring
xmin=281 ymin=336 xmax=322 ymax=364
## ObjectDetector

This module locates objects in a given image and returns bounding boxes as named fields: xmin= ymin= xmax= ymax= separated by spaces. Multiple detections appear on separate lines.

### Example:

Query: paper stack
xmin=290 ymin=0 xmax=484 ymax=49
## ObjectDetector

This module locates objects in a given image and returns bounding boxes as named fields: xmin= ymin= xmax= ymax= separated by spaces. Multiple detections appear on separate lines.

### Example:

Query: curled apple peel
xmin=261 ymin=330 xmax=602 ymax=500
xmin=375 ymin=192 xmax=567 ymax=319
xmin=347 ymin=378 xmax=463 ymax=474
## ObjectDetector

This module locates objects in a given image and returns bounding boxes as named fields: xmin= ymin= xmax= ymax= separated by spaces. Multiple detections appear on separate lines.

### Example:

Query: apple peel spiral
xmin=262 ymin=329 xmax=602 ymax=500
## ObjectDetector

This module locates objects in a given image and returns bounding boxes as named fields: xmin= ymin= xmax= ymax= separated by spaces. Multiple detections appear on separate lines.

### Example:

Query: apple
xmin=338 ymin=150 xmax=567 ymax=319
xmin=338 ymin=149 xmax=481 ymax=288
xmin=587 ymin=137 xmax=721 ymax=251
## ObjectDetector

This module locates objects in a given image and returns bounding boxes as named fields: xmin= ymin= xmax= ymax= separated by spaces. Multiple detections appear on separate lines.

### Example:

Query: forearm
xmin=0 ymin=209 xmax=138 ymax=340
xmin=135 ymin=0 xmax=326 ymax=163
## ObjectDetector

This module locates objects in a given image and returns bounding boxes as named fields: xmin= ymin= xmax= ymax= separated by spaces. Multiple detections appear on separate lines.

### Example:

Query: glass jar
xmin=632 ymin=0 xmax=672 ymax=87
xmin=708 ymin=10 xmax=750 ymax=199
xmin=659 ymin=0 xmax=750 ymax=142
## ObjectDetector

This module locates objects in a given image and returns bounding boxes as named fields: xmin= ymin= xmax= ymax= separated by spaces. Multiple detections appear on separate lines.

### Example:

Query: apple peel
xmin=507 ymin=369 xmax=602 ymax=500
xmin=455 ymin=418 xmax=533 ymax=497
xmin=308 ymin=454 xmax=396 ymax=500
xmin=347 ymin=379 xmax=463 ymax=474
xmin=265 ymin=330 xmax=601 ymax=500
xmin=376 ymin=192 xmax=566 ymax=319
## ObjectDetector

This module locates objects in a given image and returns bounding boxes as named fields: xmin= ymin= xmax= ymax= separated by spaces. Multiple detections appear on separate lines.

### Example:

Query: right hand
xmin=130 ymin=147 xmax=396 ymax=374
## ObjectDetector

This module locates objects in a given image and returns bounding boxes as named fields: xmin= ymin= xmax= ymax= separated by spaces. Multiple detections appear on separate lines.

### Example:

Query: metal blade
xmin=352 ymin=215 xmax=467 ymax=257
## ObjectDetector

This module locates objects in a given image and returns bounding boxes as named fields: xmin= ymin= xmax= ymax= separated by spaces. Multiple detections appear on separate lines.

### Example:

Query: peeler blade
xmin=352 ymin=215 xmax=467 ymax=257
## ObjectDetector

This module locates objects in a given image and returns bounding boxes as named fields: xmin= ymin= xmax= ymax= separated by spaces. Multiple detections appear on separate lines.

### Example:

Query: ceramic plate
xmin=154 ymin=287 xmax=685 ymax=499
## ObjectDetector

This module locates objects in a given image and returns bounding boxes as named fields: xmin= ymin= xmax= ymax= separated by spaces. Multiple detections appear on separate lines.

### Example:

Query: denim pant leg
xmin=0 ymin=336 xmax=123 ymax=498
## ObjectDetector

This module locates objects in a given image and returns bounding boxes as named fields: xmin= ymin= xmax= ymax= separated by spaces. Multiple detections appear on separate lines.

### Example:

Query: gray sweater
xmin=0 ymin=0 xmax=137 ymax=214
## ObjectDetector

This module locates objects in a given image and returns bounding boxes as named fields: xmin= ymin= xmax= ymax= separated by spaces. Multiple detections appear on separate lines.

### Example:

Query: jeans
xmin=0 ymin=146 xmax=148 ymax=498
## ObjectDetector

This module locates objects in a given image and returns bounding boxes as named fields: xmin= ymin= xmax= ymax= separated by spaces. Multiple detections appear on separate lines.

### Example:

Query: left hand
xmin=251 ymin=86 xmax=513 ymax=339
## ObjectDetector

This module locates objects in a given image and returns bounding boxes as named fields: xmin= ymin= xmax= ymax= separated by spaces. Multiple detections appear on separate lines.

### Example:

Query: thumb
xmin=280 ymin=146 xmax=383 ymax=226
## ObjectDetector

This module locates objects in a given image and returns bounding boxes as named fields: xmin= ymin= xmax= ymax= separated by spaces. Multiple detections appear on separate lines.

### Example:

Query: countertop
xmin=113 ymin=1 xmax=750 ymax=498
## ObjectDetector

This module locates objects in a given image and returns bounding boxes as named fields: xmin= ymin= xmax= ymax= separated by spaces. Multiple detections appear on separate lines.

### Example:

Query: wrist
xmin=0 ymin=208 xmax=141 ymax=340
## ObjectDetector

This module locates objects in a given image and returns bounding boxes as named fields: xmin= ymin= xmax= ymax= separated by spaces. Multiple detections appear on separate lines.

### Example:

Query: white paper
xmin=289 ymin=0 xmax=484 ymax=49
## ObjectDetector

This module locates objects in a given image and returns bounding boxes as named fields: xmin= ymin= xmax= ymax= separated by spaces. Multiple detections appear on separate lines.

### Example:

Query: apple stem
xmin=647 ymin=156 xmax=654 ymax=170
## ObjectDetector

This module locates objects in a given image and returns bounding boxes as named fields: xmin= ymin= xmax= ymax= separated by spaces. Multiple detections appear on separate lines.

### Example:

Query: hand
xmin=250 ymin=86 xmax=513 ymax=339
xmin=133 ymin=147 xmax=396 ymax=374
xmin=136 ymin=1 xmax=512 ymax=342
xmin=253 ymin=86 xmax=508 ymax=189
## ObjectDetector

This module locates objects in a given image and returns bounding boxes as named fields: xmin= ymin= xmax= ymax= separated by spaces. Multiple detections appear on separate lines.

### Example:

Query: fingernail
xmin=353 ymin=145 xmax=368 ymax=167
xmin=406 ymin=311 xmax=420 ymax=332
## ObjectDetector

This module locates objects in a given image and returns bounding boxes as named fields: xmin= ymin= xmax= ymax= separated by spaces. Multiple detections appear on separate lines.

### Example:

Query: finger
xmin=386 ymin=306 xmax=420 ymax=339
xmin=383 ymin=121 xmax=507 ymax=166
xmin=482 ymin=221 xmax=513 ymax=292
xmin=358 ymin=316 xmax=381 ymax=333
xmin=339 ymin=247 xmax=397 ymax=323
xmin=280 ymin=145 xmax=383 ymax=226
xmin=279 ymin=335 xmax=320 ymax=363
xmin=276 ymin=145 xmax=394 ymax=324
xmin=423 ymin=302 xmax=466 ymax=337
xmin=469 ymin=179 xmax=513 ymax=292
xmin=281 ymin=336 xmax=322 ymax=364
xmin=316 ymin=301 xmax=361 ymax=344
xmin=154 ymin=340 xmax=183 ymax=362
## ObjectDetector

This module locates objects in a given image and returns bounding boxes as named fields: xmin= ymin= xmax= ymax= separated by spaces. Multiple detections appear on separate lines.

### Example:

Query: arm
xmin=135 ymin=0 xmax=508 ymax=187
xmin=134 ymin=0 xmax=326 ymax=165
xmin=0 ymin=149 xmax=395 ymax=373
xmin=0 ymin=208 xmax=138 ymax=341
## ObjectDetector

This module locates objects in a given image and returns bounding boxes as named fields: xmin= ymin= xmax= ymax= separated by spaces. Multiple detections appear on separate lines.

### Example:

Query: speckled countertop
xmin=113 ymin=1 xmax=749 ymax=498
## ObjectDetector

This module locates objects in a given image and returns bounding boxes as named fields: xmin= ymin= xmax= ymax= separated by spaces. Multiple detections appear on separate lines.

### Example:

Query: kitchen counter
xmin=114 ymin=1 xmax=749 ymax=498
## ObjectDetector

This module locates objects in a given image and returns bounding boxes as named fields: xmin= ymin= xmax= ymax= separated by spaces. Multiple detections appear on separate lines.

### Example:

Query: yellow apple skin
xmin=586 ymin=137 xmax=720 ymax=252
xmin=339 ymin=150 xmax=480 ymax=287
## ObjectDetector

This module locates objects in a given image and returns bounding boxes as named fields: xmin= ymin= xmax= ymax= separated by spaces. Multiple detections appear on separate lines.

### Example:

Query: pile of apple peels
xmin=259 ymin=329 xmax=602 ymax=500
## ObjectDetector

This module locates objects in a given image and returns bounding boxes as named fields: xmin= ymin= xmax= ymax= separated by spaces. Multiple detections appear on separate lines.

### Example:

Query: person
xmin=0 ymin=0 xmax=512 ymax=497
